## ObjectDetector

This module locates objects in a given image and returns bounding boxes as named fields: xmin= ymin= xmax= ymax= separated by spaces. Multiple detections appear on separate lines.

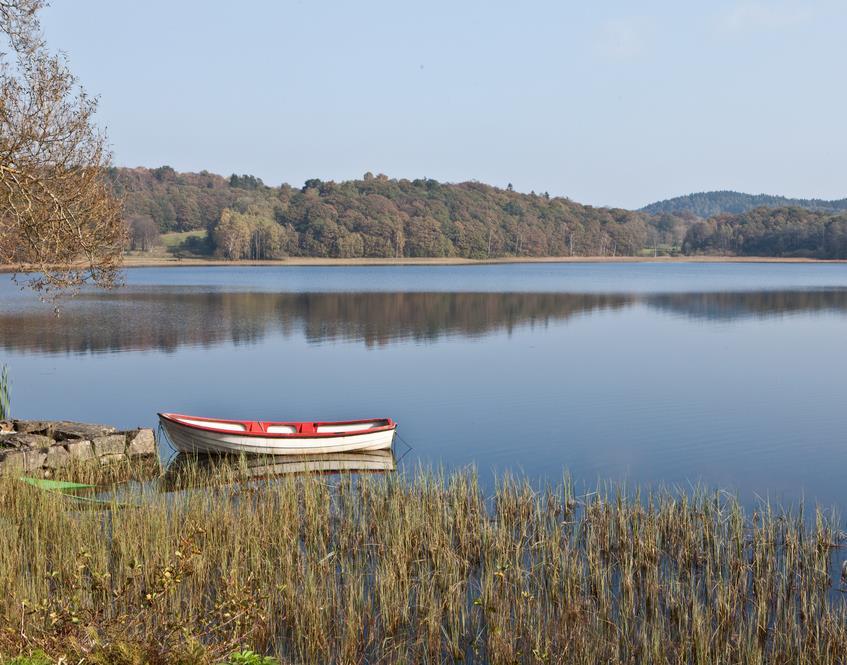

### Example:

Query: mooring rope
xmin=394 ymin=430 xmax=414 ymax=464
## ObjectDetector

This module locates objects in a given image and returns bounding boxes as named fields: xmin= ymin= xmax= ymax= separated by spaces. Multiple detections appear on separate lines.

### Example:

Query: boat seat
xmin=298 ymin=422 xmax=317 ymax=434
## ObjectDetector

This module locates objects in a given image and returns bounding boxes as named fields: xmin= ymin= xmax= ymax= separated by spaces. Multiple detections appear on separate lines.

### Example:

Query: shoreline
xmin=2 ymin=255 xmax=845 ymax=274
xmin=119 ymin=255 xmax=847 ymax=269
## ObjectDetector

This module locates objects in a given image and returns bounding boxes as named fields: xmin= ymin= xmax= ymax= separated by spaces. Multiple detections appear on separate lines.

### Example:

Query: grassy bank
xmin=1 ymin=462 xmax=846 ymax=664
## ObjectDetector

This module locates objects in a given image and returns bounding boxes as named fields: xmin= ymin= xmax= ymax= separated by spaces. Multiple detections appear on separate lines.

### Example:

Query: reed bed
xmin=1 ymin=461 xmax=846 ymax=664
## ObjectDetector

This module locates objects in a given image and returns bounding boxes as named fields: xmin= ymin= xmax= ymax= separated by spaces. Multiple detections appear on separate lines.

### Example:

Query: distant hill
xmin=110 ymin=166 xmax=690 ymax=260
xmin=681 ymin=206 xmax=847 ymax=259
xmin=640 ymin=191 xmax=847 ymax=218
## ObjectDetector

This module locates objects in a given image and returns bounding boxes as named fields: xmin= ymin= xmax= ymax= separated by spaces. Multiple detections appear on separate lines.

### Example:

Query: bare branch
xmin=0 ymin=0 xmax=124 ymax=295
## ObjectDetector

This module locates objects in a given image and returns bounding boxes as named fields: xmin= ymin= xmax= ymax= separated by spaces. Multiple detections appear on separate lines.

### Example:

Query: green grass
xmin=124 ymin=231 xmax=211 ymax=260
xmin=225 ymin=650 xmax=278 ymax=665
xmin=1 ymin=460 xmax=846 ymax=663
xmin=638 ymin=244 xmax=681 ymax=257
xmin=160 ymin=230 xmax=207 ymax=250
xmin=5 ymin=651 xmax=52 ymax=665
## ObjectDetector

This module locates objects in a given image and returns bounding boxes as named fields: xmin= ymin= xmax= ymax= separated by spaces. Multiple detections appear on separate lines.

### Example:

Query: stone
xmin=12 ymin=420 xmax=53 ymax=435
xmin=52 ymin=421 xmax=117 ymax=441
xmin=1 ymin=433 xmax=54 ymax=450
xmin=24 ymin=449 xmax=47 ymax=472
xmin=92 ymin=434 xmax=126 ymax=456
xmin=0 ymin=449 xmax=27 ymax=473
xmin=66 ymin=440 xmax=94 ymax=462
xmin=44 ymin=446 xmax=70 ymax=470
xmin=0 ymin=421 xmax=156 ymax=472
xmin=126 ymin=429 xmax=156 ymax=457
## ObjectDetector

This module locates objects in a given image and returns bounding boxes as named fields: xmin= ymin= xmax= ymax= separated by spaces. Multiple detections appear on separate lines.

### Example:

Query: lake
xmin=2 ymin=262 xmax=846 ymax=507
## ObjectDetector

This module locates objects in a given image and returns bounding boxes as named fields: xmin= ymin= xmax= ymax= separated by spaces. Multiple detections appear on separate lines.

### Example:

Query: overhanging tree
xmin=0 ymin=0 xmax=124 ymax=293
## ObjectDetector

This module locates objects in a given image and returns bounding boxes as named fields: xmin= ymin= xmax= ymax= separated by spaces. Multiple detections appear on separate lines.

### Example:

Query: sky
xmin=41 ymin=0 xmax=847 ymax=209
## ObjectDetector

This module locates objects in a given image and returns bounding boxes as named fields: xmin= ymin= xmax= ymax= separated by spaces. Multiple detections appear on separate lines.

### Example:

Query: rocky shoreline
xmin=0 ymin=420 xmax=156 ymax=475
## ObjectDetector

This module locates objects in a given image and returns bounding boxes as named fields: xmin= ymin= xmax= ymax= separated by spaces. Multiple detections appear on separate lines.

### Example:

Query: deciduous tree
xmin=127 ymin=214 xmax=159 ymax=252
xmin=0 ymin=0 xmax=124 ymax=293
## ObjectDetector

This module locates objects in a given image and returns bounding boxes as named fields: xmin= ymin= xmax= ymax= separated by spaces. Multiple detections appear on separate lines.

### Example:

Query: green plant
xmin=72 ymin=637 xmax=208 ymax=665
xmin=0 ymin=364 xmax=9 ymax=419
xmin=78 ymin=641 xmax=146 ymax=665
xmin=225 ymin=650 xmax=278 ymax=665
xmin=7 ymin=651 xmax=52 ymax=665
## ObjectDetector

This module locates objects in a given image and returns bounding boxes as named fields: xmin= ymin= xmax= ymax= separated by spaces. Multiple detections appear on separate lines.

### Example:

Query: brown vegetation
xmin=111 ymin=167 xmax=687 ymax=261
xmin=0 ymin=0 xmax=124 ymax=293
xmin=1 ymin=463 xmax=846 ymax=663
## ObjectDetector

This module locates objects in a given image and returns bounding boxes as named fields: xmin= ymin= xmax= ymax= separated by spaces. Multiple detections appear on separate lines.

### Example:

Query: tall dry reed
xmin=0 ymin=461 xmax=845 ymax=664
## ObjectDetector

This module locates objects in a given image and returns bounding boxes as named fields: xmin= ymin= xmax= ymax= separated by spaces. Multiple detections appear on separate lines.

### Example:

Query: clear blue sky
xmin=42 ymin=0 xmax=847 ymax=209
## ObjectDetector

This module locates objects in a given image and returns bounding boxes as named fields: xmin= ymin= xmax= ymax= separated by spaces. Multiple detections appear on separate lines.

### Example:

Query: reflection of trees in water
xmin=295 ymin=292 xmax=629 ymax=346
xmin=644 ymin=290 xmax=847 ymax=321
xmin=0 ymin=288 xmax=845 ymax=354
xmin=0 ymin=291 xmax=629 ymax=354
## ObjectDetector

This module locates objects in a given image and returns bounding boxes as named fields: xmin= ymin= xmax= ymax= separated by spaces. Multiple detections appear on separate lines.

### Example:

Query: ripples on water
xmin=1 ymin=263 xmax=846 ymax=508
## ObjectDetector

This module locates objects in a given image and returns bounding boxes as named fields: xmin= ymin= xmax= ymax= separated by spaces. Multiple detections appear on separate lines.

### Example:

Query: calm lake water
xmin=2 ymin=262 xmax=846 ymax=507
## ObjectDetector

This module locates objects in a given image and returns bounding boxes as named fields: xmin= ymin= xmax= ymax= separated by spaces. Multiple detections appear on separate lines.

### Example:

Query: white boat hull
xmin=161 ymin=417 xmax=396 ymax=455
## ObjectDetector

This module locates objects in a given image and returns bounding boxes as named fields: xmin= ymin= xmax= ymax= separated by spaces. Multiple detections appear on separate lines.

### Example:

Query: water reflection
xmin=1 ymin=288 xmax=846 ymax=354
xmin=644 ymin=290 xmax=847 ymax=321
xmin=159 ymin=450 xmax=396 ymax=491
xmin=0 ymin=290 xmax=629 ymax=353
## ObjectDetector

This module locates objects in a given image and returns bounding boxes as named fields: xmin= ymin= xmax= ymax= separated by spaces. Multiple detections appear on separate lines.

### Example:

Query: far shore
xmin=120 ymin=254 xmax=847 ymax=268
xmin=2 ymin=254 xmax=845 ymax=274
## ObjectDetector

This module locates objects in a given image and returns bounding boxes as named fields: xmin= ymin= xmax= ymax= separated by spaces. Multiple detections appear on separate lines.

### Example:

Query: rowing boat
xmin=158 ymin=412 xmax=397 ymax=455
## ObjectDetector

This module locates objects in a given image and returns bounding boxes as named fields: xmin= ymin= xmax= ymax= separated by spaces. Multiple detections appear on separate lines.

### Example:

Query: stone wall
xmin=0 ymin=420 xmax=157 ymax=475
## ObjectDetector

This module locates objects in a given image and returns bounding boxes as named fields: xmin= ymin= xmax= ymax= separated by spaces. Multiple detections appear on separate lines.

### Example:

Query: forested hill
xmin=640 ymin=191 xmax=847 ymax=218
xmin=109 ymin=167 xmax=688 ymax=259
xmin=682 ymin=207 xmax=847 ymax=259
xmin=110 ymin=167 xmax=847 ymax=260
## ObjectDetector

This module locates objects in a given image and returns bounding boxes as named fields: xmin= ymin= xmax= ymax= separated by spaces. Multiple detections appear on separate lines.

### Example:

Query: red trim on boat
xmin=157 ymin=412 xmax=397 ymax=439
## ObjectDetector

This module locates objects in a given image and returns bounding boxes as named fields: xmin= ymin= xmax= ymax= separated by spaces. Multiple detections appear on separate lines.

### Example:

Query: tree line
xmin=111 ymin=168 xmax=689 ymax=259
xmin=682 ymin=207 xmax=847 ymax=259
xmin=111 ymin=167 xmax=847 ymax=260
